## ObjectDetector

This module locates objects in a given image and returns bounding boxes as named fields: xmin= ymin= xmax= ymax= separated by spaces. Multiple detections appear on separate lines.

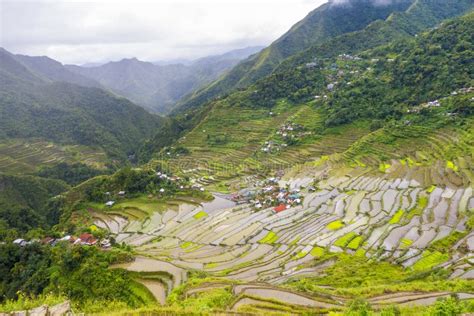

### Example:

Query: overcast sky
xmin=0 ymin=0 xmax=327 ymax=65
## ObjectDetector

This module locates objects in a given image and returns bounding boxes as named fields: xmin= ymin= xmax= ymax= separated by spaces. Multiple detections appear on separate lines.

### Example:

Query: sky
xmin=0 ymin=0 xmax=327 ymax=65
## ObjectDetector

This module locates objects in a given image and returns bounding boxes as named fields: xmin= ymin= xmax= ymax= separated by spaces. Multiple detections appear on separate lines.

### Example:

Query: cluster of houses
xmin=231 ymin=177 xmax=305 ymax=212
xmin=261 ymin=140 xmax=286 ymax=154
xmin=338 ymin=53 xmax=362 ymax=61
xmin=105 ymin=190 xmax=126 ymax=207
xmin=451 ymin=86 xmax=473 ymax=95
xmin=407 ymin=87 xmax=474 ymax=114
xmin=13 ymin=233 xmax=112 ymax=248
xmin=261 ymin=122 xmax=312 ymax=153
xmin=104 ymin=172 xmax=196 ymax=207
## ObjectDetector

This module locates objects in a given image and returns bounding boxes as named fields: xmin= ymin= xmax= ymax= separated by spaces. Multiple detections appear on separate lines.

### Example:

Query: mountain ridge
xmin=174 ymin=0 xmax=415 ymax=113
xmin=0 ymin=48 xmax=165 ymax=161
xmin=66 ymin=46 xmax=264 ymax=113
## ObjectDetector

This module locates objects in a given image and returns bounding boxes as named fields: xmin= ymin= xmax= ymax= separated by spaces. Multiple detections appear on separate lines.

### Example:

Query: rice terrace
xmin=0 ymin=0 xmax=473 ymax=315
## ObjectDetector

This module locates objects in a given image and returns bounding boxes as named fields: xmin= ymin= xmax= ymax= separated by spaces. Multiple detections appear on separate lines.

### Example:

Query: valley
xmin=0 ymin=0 xmax=473 ymax=315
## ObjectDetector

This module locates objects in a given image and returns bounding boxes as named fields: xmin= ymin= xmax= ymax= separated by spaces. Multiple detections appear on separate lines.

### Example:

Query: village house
xmin=79 ymin=233 xmax=97 ymax=246
xmin=13 ymin=238 xmax=27 ymax=246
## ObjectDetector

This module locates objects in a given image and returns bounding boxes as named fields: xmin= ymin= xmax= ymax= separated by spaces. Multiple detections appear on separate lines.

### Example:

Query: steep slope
xmin=262 ymin=0 xmax=474 ymax=99
xmin=0 ymin=48 xmax=164 ymax=161
xmin=248 ymin=3 xmax=474 ymax=114
xmin=0 ymin=173 xmax=69 ymax=235
xmin=175 ymin=0 xmax=414 ymax=112
xmin=144 ymin=0 xmax=472 ymax=162
xmin=151 ymin=11 xmax=474 ymax=188
xmin=13 ymin=53 xmax=102 ymax=88
xmin=66 ymin=47 xmax=263 ymax=114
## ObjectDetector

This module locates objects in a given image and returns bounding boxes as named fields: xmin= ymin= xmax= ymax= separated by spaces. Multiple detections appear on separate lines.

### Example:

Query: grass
xmin=310 ymin=246 xmax=325 ymax=257
xmin=400 ymin=238 xmax=413 ymax=249
xmin=446 ymin=160 xmax=459 ymax=172
xmin=117 ymin=197 xmax=169 ymax=214
xmin=0 ymin=293 xmax=67 ymax=313
xmin=293 ymin=250 xmax=309 ymax=260
xmin=347 ymin=236 xmax=363 ymax=250
xmin=327 ymin=220 xmax=345 ymax=230
xmin=194 ymin=211 xmax=208 ymax=220
xmin=181 ymin=241 xmax=194 ymax=249
xmin=406 ymin=196 xmax=428 ymax=220
xmin=389 ymin=209 xmax=404 ymax=224
xmin=259 ymin=231 xmax=279 ymax=244
xmin=426 ymin=185 xmax=436 ymax=193
xmin=284 ymin=253 xmax=474 ymax=299
xmin=429 ymin=231 xmax=467 ymax=253
xmin=412 ymin=250 xmax=449 ymax=272
xmin=334 ymin=232 xmax=357 ymax=248
xmin=90 ymin=196 xmax=171 ymax=220
xmin=379 ymin=162 xmax=391 ymax=173
xmin=129 ymin=280 xmax=157 ymax=305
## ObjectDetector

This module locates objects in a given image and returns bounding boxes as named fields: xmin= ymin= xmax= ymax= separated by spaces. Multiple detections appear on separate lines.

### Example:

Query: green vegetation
xmin=310 ymin=246 xmax=325 ymax=257
xmin=334 ymin=232 xmax=358 ymax=248
xmin=389 ymin=210 xmax=405 ymax=224
xmin=37 ymin=162 xmax=108 ymax=186
xmin=176 ymin=0 xmax=434 ymax=113
xmin=400 ymin=238 xmax=413 ymax=249
xmin=347 ymin=237 xmax=363 ymax=250
xmin=327 ymin=220 xmax=345 ymax=230
xmin=0 ymin=243 xmax=147 ymax=310
xmin=284 ymin=254 xmax=474 ymax=299
xmin=407 ymin=196 xmax=429 ymax=220
xmin=193 ymin=211 xmax=208 ymax=220
xmin=0 ymin=173 xmax=69 ymax=240
xmin=259 ymin=231 xmax=279 ymax=244
xmin=0 ymin=140 xmax=110 ymax=176
xmin=168 ymin=287 xmax=232 ymax=312
xmin=446 ymin=160 xmax=459 ymax=172
xmin=429 ymin=231 xmax=467 ymax=253
xmin=412 ymin=250 xmax=449 ymax=272
xmin=0 ymin=49 xmax=164 ymax=161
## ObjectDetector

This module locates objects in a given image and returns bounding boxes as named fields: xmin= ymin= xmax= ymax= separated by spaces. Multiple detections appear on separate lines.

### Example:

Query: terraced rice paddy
xmin=97 ymin=165 xmax=473 ymax=309
xmin=0 ymin=139 xmax=108 ymax=174
xmin=94 ymin=114 xmax=473 ymax=311
xmin=147 ymin=103 xmax=372 ymax=190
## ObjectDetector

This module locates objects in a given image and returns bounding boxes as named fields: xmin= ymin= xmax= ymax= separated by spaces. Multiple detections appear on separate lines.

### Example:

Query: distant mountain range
xmin=0 ymin=47 xmax=164 ymax=160
xmin=65 ymin=46 xmax=263 ymax=113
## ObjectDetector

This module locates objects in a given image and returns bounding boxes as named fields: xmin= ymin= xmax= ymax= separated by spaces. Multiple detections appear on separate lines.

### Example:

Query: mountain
xmin=174 ymin=0 xmax=414 ymax=112
xmin=0 ymin=48 xmax=164 ymax=160
xmin=149 ymin=11 xmax=474 ymax=183
xmin=244 ymin=0 xmax=474 ymax=110
xmin=0 ymin=173 xmax=69 ymax=236
xmin=66 ymin=46 xmax=263 ymax=114
xmin=1 ymin=5 xmax=474 ymax=315
xmin=11 ymin=53 xmax=101 ymax=88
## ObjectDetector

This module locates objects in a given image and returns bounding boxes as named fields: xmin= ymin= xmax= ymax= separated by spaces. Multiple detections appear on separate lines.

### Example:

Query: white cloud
xmin=0 ymin=0 xmax=327 ymax=64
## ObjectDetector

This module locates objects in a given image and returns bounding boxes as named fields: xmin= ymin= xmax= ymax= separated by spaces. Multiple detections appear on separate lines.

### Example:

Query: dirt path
xmin=139 ymin=279 xmax=167 ymax=305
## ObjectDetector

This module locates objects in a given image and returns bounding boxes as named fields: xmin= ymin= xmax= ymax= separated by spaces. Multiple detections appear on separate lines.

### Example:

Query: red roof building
xmin=79 ymin=233 xmax=97 ymax=245
xmin=274 ymin=204 xmax=287 ymax=213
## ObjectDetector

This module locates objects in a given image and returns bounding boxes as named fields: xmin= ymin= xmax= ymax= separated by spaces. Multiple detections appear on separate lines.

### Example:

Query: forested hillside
xmin=0 ymin=48 xmax=165 ymax=161
xmin=0 ymin=173 xmax=68 ymax=239
xmin=174 ymin=0 xmax=472 ymax=114
xmin=174 ymin=0 xmax=414 ymax=112
xmin=67 ymin=47 xmax=263 ymax=114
